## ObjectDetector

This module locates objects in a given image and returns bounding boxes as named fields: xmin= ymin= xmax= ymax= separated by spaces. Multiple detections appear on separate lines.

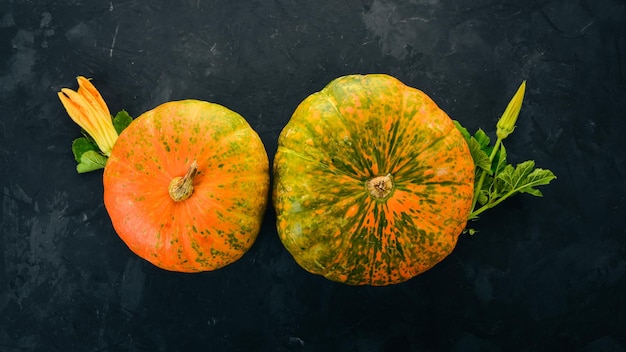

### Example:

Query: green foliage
xmin=76 ymin=150 xmax=108 ymax=173
xmin=113 ymin=110 xmax=133 ymax=135
xmin=453 ymin=121 xmax=491 ymax=173
xmin=70 ymin=110 xmax=134 ymax=173
xmin=453 ymin=81 xmax=556 ymax=231
xmin=71 ymin=136 xmax=98 ymax=163
xmin=454 ymin=121 xmax=556 ymax=223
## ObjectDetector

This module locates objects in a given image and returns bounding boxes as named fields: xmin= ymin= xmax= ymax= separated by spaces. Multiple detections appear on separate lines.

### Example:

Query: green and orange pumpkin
xmin=273 ymin=74 xmax=475 ymax=286
xmin=103 ymin=100 xmax=269 ymax=272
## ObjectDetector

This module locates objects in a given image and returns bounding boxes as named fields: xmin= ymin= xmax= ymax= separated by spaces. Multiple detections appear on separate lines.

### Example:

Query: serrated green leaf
xmin=518 ymin=168 xmax=557 ymax=196
xmin=76 ymin=150 xmax=107 ymax=173
xmin=113 ymin=110 xmax=133 ymax=135
xmin=522 ymin=188 xmax=544 ymax=197
xmin=497 ymin=161 xmax=535 ymax=190
xmin=72 ymin=137 xmax=99 ymax=163
xmin=453 ymin=120 xmax=471 ymax=141
xmin=496 ymin=161 xmax=556 ymax=197
xmin=495 ymin=164 xmax=516 ymax=192
xmin=511 ymin=160 xmax=536 ymax=187
xmin=467 ymin=137 xmax=492 ymax=173
xmin=473 ymin=129 xmax=491 ymax=149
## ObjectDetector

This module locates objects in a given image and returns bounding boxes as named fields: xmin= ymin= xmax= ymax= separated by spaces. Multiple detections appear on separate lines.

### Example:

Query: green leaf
xmin=467 ymin=137 xmax=492 ymax=173
xmin=453 ymin=120 xmax=471 ymax=140
xmin=497 ymin=161 xmax=529 ymax=191
xmin=76 ymin=150 xmax=107 ymax=173
xmin=496 ymin=161 xmax=556 ymax=196
xmin=72 ymin=137 xmax=99 ymax=163
xmin=473 ymin=129 xmax=491 ymax=149
xmin=476 ymin=188 xmax=489 ymax=206
xmin=512 ymin=160 xmax=536 ymax=188
xmin=113 ymin=110 xmax=133 ymax=135
xmin=453 ymin=120 xmax=491 ymax=173
xmin=518 ymin=168 xmax=557 ymax=196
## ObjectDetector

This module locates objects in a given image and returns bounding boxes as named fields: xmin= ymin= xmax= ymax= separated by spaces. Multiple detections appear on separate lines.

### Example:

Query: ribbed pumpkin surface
xmin=104 ymin=100 xmax=269 ymax=272
xmin=273 ymin=74 xmax=474 ymax=285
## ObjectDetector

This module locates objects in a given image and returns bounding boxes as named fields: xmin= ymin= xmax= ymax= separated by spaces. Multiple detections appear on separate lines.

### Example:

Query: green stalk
xmin=468 ymin=81 xmax=526 ymax=219
xmin=470 ymin=188 xmax=518 ymax=219
xmin=470 ymin=138 xmax=502 ymax=211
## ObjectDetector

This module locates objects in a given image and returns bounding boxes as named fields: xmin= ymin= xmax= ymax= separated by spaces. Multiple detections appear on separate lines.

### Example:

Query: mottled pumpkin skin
xmin=104 ymin=100 xmax=269 ymax=273
xmin=273 ymin=74 xmax=474 ymax=285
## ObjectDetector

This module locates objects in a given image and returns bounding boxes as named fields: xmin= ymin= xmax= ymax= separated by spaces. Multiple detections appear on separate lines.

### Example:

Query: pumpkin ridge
xmin=319 ymin=90 xmax=384 ymax=177
xmin=321 ymin=90 xmax=351 ymax=127
xmin=380 ymin=118 xmax=403 ymax=170
xmin=334 ymin=199 xmax=406 ymax=285
xmin=389 ymin=130 xmax=451 ymax=177
xmin=208 ymin=122 xmax=257 ymax=149
xmin=191 ymin=170 xmax=269 ymax=221
xmin=372 ymin=76 xmax=408 ymax=171
xmin=383 ymin=87 xmax=459 ymax=174
xmin=161 ymin=100 xmax=255 ymax=177
xmin=368 ymin=213 xmax=437 ymax=285
xmin=351 ymin=200 xmax=381 ymax=284
xmin=388 ymin=186 xmax=469 ymax=237
xmin=396 ymin=135 xmax=472 ymax=186
xmin=369 ymin=203 xmax=399 ymax=284
xmin=181 ymin=227 xmax=225 ymax=270
xmin=321 ymin=76 xmax=428 ymax=178
xmin=279 ymin=87 xmax=382 ymax=179
xmin=382 ymin=83 xmax=409 ymax=162
xmin=391 ymin=128 xmax=464 ymax=178
xmin=193 ymin=155 xmax=268 ymax=188
xmin=167 ymin=211 xmax=195 ymax=271
xmin=168 ymin=179 xmax=264 ymax=271
xmin=274 ymin=175 xmax=365 ymax=229
xmin=140 ymin=108 xmax=180 ymax=176
xmin=276 ymin=148 xmax=364 ymax=182
xmin=113 ymin=111 xmax=172 ymax=181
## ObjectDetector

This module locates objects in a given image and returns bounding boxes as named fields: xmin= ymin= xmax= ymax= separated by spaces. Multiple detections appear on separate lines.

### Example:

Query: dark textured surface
xmin=1 ymin=0 xmax=625 ymax=351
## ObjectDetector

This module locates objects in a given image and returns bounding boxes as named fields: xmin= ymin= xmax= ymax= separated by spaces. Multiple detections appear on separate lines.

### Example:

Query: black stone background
xmin=1 ymin=0 xmax=625 ymax=351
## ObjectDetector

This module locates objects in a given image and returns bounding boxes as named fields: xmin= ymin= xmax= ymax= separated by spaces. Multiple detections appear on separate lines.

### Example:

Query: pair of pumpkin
xmin=98 ymin=74 xmax=473 ymax=286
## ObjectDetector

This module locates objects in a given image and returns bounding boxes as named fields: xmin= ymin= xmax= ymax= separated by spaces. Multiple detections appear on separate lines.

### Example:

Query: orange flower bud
xmin=58 ymin=76 xmax=118 ymax=156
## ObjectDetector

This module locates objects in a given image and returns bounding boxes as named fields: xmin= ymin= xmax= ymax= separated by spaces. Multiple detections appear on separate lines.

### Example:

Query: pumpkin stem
xmin=169 ymin=160 xmax=198 ymax=202
xmin=366 ymin=174 xmax=394 ymax=200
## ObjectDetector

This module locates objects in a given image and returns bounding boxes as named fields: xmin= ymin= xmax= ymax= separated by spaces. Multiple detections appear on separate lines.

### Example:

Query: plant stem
xmin=467 ymin=81 xmax=527 ymax=222
xmin=469 ymin=188 xmax=517 ymax=219
xmin=470 ymin=138 xmax=502 ymax=212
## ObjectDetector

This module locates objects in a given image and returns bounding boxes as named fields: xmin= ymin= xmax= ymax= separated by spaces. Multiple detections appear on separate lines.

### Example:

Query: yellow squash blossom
xmin=496 ymin=80 xmax=526 ymax=140
xmin=58 ymin=76 xmax=118 ymax=156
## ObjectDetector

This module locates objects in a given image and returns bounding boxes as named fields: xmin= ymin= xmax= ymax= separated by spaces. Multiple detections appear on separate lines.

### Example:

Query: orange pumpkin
xmin=273 ymin=74 xmax=475 ymax=285
xmin=103 ymin=100 xmax=269 ymax=272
